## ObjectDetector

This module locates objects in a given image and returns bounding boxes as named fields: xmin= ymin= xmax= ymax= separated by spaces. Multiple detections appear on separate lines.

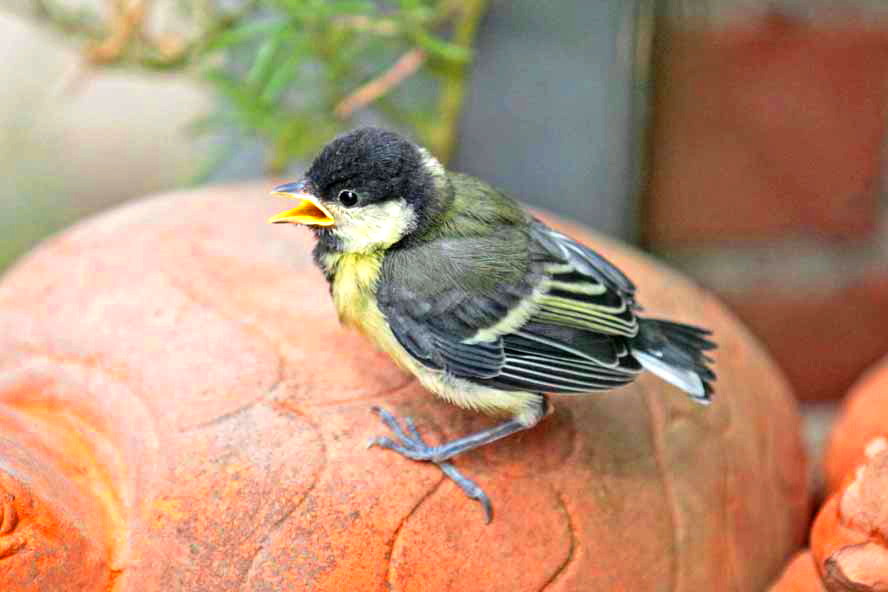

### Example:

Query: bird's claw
xmin=438 ymin=462 xmax=493 ymax=523
xmin=404 ymin=416 xmax=424 ymax=443
xmin=371 ymin=406 xmax=413 ymax=442
xmin=370 ymin=406 xmax=441 ymax=461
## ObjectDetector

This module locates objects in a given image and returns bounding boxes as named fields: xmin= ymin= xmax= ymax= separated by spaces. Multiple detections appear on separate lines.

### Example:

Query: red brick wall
xmin=646 ymin=13 xmax=888 ymax=400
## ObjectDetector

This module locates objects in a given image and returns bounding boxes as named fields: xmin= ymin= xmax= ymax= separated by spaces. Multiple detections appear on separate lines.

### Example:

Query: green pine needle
xmin=24 ymin=0 xmax=489 ymax=173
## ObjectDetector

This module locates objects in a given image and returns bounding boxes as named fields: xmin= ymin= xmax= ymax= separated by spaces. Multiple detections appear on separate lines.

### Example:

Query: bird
xmin=268 ymin=127 xmax=716 ymax=522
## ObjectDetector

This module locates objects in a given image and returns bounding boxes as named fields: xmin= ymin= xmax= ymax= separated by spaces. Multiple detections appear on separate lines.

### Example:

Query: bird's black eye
xmin=337 ymin=189 xmax=359 ymax=207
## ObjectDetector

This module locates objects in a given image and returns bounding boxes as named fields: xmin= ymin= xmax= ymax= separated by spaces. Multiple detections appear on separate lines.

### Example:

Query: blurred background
xmin=1 ymin=0 xmax=887 ymax=436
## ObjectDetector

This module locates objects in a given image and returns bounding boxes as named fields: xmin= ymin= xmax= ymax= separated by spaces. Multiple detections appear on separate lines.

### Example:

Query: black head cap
xmin=304 ymin=127 xmax=437 ymax=211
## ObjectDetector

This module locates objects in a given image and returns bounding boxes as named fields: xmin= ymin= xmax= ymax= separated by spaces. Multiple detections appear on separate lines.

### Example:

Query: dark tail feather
xmin=630 ymin=319 xmax=717 ymax=404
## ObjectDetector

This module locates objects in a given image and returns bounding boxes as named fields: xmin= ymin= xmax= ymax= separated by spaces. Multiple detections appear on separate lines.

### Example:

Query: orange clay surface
xmin=801 ymin=359 xmax=888 ymax=592
xmin=768 ymin=552 xmax=827 ymax=592
xmin=0 ymin=183 xmax=809 ymax=591
xmin=826 ymin=359 xmax=888 ymax=494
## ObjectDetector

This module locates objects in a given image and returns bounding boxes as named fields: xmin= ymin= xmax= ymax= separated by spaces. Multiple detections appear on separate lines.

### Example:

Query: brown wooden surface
xmin=0 ymin=183 xmax=809 ymax=591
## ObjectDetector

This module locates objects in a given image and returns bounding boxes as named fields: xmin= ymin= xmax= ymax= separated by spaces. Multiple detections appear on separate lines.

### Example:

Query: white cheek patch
xmin=332 ymin=199 xmax=416 ymax=253
xmin=418 ymin=148 xmax=446 ymax=180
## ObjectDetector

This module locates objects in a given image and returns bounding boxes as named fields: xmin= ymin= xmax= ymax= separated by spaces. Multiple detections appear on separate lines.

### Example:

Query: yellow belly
xmin=326 ymin=251 xmax=540 ymax=422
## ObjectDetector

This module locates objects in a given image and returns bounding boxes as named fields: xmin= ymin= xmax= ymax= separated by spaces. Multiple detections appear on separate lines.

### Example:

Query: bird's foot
xmin=368 ymin=406 xmax=448 ymax=462
xmin=368 ymin=406 xmax=493 ymax=522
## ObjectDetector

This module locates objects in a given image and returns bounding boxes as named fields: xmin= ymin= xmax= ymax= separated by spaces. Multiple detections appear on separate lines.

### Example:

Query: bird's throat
xmin=323 ymin=250 xmax=384 ymax=329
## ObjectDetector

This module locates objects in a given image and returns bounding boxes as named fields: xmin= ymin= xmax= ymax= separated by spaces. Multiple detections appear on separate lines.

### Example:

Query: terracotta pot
xmin=0 ymin=183 xmax=808 ymax=590
xmin=809 ymin=360 xmax=888 ymax=592
xmin=825 ymin=358 xmax=888 ymax=494
xmin=768 ymin=552 xmax=827 ymax=592
xmin=812 ymin=442 xmax=888 ymax=592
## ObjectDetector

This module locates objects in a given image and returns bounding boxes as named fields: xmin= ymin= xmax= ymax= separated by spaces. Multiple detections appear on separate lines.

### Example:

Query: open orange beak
xmin=268 ymin=181 xmax=335 ymax=226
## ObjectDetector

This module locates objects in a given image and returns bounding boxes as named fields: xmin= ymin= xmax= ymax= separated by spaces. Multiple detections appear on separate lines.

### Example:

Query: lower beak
xmin=268 ymin=181 xmax=335 ymax=226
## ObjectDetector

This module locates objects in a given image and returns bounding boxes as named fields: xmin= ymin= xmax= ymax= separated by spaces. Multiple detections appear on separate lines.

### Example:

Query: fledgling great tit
xmin=269 ymin=127 xmax=716 ymax=521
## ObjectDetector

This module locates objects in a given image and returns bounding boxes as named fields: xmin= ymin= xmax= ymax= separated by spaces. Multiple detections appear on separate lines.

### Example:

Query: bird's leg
xmin=401 ymin=414 xmax=493 ymax=521
xmin=368 ymin=397 xmax=548 ymax=522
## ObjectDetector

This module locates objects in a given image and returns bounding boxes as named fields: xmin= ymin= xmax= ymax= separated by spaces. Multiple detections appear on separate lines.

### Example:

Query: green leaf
xmin=247 ymin=36 xmax=286 ymax=88
xmin=411 ymin=29 xmax=470 ymax=63
xmin=203 ymin=20 xmax=289 ymax=52
xmin=395 ymin=0 xmax=433 ymax=22
xmin=205 ymin=68 xmax=271 ymax=130
xmin=325 ymin=1 xmax=376 ymax=15
xmin=261 ymin=47 xmax=305 ymax=103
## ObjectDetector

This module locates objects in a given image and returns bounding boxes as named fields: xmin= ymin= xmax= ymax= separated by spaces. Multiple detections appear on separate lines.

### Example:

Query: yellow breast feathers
xmin=327 ymin=252 xmax=381 ymax=324
xmin=325 ymin=252 xmax=411 ymax=365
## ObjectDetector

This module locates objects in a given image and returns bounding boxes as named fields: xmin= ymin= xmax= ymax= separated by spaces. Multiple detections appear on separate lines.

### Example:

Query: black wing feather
xmin=430 ymin=331 xmax=503 ymax=379
xmin=529 ymin=221 xmax=636 ymax=300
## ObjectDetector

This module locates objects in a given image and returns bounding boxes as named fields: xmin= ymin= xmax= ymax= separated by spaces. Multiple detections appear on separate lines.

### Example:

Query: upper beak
xmin=268 ymin=181 xmax=335 ymax=226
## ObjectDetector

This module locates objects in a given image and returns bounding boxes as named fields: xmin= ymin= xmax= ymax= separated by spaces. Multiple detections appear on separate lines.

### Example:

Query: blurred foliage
xmin=25 ymin=0 xmax=488 ymax=173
